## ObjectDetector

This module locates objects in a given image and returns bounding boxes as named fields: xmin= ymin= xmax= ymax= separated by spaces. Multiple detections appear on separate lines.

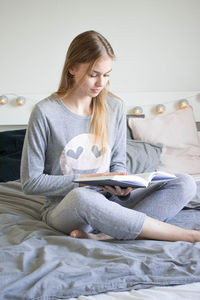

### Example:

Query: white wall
xmin=0 ymin=0 xmax=200 ymax=124
xmin=1 ymin=0 xmax=200 ymax=93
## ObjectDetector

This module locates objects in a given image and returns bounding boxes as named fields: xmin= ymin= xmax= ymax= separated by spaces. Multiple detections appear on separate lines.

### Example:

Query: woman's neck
xmin=60 ymin=94 xmax=92 ymax=116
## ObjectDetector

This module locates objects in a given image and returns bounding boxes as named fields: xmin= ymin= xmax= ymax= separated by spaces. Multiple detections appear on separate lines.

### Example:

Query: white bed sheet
xmin=67 ymin=282 xmax=200 ymax=300
xmin=192 ymin=174 xmax=200 ymax=182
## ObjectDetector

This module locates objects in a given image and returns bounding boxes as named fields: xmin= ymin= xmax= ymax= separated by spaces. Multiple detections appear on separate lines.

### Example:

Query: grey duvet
xmin=0 ymin=180 xmax=200 ymax=300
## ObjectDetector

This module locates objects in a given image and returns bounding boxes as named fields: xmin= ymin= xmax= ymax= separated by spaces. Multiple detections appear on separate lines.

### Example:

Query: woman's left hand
xmin=99 ymin=185 xmax=134 ymax=197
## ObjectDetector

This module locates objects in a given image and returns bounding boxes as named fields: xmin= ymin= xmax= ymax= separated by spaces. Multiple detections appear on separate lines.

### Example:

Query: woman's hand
xmin=79 ymin=172 xmax=134 ymax=196
xmin=99 ymin=185 xmax=134 ymax=197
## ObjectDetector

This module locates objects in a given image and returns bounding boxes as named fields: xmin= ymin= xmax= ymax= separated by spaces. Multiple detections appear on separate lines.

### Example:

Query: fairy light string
xmin=132 ymin=93 xmax=199 ymax=115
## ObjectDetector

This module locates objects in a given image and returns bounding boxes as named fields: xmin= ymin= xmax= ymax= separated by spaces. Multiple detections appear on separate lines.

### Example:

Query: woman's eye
xmin=90 ymin=74 xmax=97 ymax=78
xmin=90 ymin=74 xmax=110 ymax=78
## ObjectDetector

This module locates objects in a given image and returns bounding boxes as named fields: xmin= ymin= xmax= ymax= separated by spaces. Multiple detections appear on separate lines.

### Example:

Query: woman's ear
xmin=68 ymin=64 xmax=78 ymax=76
xmin=68 ymin=68 xmax=75 ymax=76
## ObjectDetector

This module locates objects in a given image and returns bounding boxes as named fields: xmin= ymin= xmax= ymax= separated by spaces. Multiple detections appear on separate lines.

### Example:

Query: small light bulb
xmin=0 ymin=95 xmax=8 ymax=105
xmin=132 ymin=106 xmax=143 ymax=115
xmin=156 ymin=104 xmax=166 ymax=114
xmin=16 ymin=96 xmax=26 ymax=106
xmin=178 ymin=99 xmax=189 ymax=109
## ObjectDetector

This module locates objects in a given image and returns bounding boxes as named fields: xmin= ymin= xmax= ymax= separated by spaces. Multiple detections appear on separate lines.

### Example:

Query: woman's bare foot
xmin=70 ymin=229 xmax=112 ymax=240
xmin=70 ymin=230 xmax=89 ymax=239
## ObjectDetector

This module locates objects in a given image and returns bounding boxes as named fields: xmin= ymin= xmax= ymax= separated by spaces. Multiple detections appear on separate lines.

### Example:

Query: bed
xmin=0 ymin=92 xmax=200 ymax=300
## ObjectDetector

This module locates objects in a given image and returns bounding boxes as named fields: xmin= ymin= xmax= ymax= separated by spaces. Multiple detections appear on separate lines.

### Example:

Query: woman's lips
xmin=91 ymin=89 xmax=101 ymax=93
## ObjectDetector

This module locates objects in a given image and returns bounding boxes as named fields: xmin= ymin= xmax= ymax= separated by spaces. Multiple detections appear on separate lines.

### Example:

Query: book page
xmin=74 ymin=171 xmax=176 ymax=188
xmin=113 ymin=173 xmax=153 ymax=185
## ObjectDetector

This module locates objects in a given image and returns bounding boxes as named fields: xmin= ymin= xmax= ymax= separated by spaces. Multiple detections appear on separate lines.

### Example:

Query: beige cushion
xmin=128 ymin=106 xmax=200 ymax=174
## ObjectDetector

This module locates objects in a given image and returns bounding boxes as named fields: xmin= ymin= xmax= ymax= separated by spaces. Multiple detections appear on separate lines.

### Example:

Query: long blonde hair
xmin=56 ymin=30 xmax=115 ymax=154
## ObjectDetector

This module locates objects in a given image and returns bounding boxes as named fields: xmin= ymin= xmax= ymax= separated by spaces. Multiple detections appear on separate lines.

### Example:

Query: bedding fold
xmin=0 ymin=180 xmax=200 ymax=299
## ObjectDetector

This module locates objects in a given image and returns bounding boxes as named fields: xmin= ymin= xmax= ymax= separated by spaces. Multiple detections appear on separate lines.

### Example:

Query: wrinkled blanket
xmin=0 ymin=180 xmax=200 ymax=300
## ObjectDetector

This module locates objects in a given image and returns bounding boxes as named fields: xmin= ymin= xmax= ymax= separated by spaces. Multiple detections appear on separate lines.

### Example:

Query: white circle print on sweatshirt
xmin=60 ymin=133 xmax=111 ymax=175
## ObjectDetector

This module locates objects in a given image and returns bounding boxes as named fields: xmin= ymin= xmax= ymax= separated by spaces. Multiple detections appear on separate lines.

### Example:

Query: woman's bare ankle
xmin=190 ymin=230 xmax=200 ymax=243
xmin=178 ymin=229 xmax=200 ymax=243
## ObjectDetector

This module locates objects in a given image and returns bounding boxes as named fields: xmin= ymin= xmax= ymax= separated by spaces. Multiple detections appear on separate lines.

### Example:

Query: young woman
xmin=20 ymin=30 xmax=200 ymax=242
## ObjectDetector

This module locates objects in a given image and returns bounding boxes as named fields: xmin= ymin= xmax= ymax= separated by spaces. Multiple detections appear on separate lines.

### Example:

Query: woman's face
xmin=69 ymin=56 xmax=113 ymax=98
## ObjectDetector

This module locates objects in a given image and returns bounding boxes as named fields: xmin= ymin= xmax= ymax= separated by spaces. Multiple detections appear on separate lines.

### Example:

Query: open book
xmin=73 ymin=171 xmax=177 ymax=188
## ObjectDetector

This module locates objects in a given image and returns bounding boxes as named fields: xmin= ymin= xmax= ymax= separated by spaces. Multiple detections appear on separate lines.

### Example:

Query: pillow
xmin=128 ymin=106 xmax=200 ymax=174
xmin=126 ymin=114 xmax=145 ymax=139
xmin=0 ymin=152 xmax=22 ymax=182
xmin=0 ymin=129 xmax=26 ymax=182
xmin=0 ymin=129 xmax=26 ymax=155
xmin=126 ymin=139 xmax=162 ymax=174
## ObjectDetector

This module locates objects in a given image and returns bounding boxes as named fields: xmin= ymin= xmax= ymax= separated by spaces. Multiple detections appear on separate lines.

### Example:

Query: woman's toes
xmin=70 ymin=229 xmax=89 ymax=239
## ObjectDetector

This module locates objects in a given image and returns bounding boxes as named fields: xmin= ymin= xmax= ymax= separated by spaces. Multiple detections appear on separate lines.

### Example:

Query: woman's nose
xmin=96 ymin=76 xmax=104 ymax=87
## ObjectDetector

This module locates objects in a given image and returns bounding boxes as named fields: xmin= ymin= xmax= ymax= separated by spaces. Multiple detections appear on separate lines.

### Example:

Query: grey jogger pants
xmin=46 ymin=174 xmax=196 ymax=240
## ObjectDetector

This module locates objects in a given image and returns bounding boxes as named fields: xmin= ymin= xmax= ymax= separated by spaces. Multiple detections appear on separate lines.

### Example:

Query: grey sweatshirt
xmin=20 ymin=93 xmax=126 ymax=211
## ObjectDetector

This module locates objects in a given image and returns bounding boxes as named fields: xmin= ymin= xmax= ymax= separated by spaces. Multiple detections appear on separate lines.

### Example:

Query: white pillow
xmin=128 ymin=106 xmax=200 ymax=175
